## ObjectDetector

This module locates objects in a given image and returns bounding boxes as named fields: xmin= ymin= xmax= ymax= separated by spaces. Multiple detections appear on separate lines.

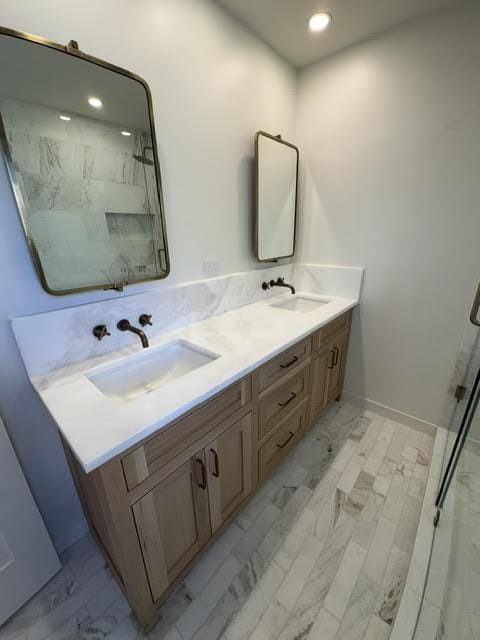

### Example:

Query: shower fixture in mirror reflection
xmin=0 ymin=26 xmax=170 ymax=295
xmin=254 ymin=130 xmax=299 ymax=263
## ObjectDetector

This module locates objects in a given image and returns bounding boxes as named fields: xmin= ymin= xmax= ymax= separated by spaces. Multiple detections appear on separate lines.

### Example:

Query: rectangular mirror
xmin=0 ymin=26 xmax=169 ymax=295
xmin=255 ymin=131 xmax=299 ymax=262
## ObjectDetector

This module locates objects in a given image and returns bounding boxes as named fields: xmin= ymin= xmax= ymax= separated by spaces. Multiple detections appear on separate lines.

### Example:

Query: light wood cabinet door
xmin=327 ymin=331 xmax=349 ymax=403
xmin=310 ymin=331 xmax=350 ymax=425
xmin=206 ymin=413 xmax=254 ymax=534
xmin=309 ymin=345 xmax=334 ymax=424
xmin=132 ymin=452 xmax=211 ymax=601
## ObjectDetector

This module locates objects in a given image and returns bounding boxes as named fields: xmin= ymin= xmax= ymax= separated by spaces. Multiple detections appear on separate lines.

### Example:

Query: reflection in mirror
xmin=0 ymin=28 xmax=169 ymax=294
xmin=255 ymin=131 xmax=298 ymax=262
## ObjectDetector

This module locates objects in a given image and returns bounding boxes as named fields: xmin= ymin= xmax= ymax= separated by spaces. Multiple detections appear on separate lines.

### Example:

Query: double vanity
xmin=24 ymin=287 xmax=357 ymax=629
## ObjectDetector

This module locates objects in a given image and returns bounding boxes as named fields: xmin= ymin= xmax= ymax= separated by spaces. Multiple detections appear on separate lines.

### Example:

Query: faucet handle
xmin=262 ymin=282 xmax=270 ymax=291
xmin=139 ymin=313 xmax=153 ymax=327
xmin=93 ymin=324 xmax=111 ymax=341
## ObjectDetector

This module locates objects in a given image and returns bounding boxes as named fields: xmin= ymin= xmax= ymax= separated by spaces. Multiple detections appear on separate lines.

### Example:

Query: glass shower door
xmin=414 ymin=281 xmax=480 ymax=639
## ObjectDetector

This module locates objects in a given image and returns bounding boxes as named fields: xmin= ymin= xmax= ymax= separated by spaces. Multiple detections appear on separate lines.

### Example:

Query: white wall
xmin=0 ymin=0 xmax=296 ymax=550
xmin=296 ymin=0 xmax=480 ymax=427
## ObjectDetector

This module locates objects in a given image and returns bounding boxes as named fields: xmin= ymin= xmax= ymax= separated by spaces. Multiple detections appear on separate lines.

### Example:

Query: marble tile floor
xmin=436 ymin=446 xmax=480 ymax=640
xmin=0 ymin=402 xmax=435 ymax=640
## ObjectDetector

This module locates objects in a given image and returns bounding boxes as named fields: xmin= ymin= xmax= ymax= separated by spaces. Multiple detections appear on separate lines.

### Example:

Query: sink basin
xmin=86 ymin=340 xmax=219 ymax=401
xmin=270 ymin=295 xmax=331 ymax=314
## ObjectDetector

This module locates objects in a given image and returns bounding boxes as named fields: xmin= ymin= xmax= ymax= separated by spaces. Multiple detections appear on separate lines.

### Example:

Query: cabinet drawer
xmin=312 ymin=311 xmax=351 ymax=352
xmin=258 ymin=338 xmax=311 ymax=392
xmin=258 ymin=363 xmax=309 ymax=441
xmin=122 ymin=377 xmax=252 ymax=490
xmin=258 ymin=400 xmax=307 ymax=483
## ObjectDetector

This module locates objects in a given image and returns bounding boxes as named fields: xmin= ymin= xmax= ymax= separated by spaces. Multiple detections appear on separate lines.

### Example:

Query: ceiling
xmin=216 ymin=0 xmax=462 ymax=68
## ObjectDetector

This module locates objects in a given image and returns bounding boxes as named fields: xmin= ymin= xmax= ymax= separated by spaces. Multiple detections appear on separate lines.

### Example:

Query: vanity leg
xmin=335 ymin=392 xmax=342 ymax=402
xmin=136 ymin=608 xmax=158 ymax=634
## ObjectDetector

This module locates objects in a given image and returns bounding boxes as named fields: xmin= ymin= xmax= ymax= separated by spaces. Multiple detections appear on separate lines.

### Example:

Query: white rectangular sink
xmin=270 ymin=295 xmax=331 ymax=314
xmin=86 ymin=340 xmax=219 ymax=401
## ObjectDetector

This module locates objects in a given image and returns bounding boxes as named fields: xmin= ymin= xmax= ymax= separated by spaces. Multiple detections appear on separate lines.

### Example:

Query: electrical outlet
xmin=203 ymin=259 xmax=220 ymax=278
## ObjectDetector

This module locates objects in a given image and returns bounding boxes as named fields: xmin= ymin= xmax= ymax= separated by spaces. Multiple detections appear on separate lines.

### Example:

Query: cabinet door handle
xmin=328 ymin=349 xmax=335 ymax=369
xmin=280 ymin=355 xmax=298 ymax=369
xmin=277 ymin=431 xmax=295 ymax=449
xmin=196 ymin=458 xmax=207 ymax=489
xmin=278 ymin=391 xmax=297 ymax=408
xmin=210 ymin=448 xmax=220 ymax=478
xmin=333 ymin=346 xmax=339 ymax=366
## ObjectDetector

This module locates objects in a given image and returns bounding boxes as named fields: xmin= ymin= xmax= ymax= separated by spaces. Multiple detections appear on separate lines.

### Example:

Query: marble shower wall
xmin=0 ymin=98 xmax=163 ymax=290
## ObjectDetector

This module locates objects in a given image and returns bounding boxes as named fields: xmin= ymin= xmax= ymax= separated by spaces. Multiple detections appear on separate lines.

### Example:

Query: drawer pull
xmin=277 ymin=431 xmax=295 ymax=449
xmin=280 ymin=355 xmax=298 ymax=369
xmin=210 ymin=448 xmax=220 ymax=478
xmin=196 ymin=458 xmax=207 ymax=489
xmin=278 ymin=391 xmax=297 ymax=408
xmin=328 ymin=350 xmax=335 ymax=369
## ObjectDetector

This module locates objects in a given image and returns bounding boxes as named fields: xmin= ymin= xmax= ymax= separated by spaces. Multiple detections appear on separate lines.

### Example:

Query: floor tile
xmin=307 ymin=606 xmax=339 ymax=639
xmin=324 ymin=540 xmax=366 ymax=620
xmin=176 ymin=555 xmax=241 ymax=640
xmin=275 ymin=535 xmax=324 ymax=612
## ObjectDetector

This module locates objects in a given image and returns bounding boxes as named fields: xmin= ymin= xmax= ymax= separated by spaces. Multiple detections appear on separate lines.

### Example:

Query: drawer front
xmin=312 ymin=311 xmax=351 ymax=352
xmin=258 ymin=337 xmax=311 ymax=392
xmin=258 ymin=400 xmax=307 ymax=483
xmin=258 ymin=363 xmax=309 ymax=441
xmin=122 ymin=377 xmax=252 ymax=490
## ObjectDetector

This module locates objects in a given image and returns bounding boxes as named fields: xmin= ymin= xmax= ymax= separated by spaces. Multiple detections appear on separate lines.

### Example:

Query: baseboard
xmin=343 ymin=391 xmax=438 ymax=437
xmin=466 ymin=436 xmax=480 ymax=455
xmin=54 ymin=518 xmax=89 ymax=555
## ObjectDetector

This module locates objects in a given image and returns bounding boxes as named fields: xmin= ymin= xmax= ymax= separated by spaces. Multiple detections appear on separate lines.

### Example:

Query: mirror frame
xmin=0 ymin=25 xmax=170 ymax=295
xmin=254 ymin=130 xmax=299 ymax=263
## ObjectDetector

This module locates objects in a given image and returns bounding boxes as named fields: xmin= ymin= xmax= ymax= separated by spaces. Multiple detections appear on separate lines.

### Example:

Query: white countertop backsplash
xmin=11 ymin=263 xmax=363 ymax=473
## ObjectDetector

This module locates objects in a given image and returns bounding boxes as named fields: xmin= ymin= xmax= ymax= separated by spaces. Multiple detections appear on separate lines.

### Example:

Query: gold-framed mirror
xmin=254 ymin=131 xmax=299 ymax=262
xmin=0 ymin=26 xmax=170 ymax=295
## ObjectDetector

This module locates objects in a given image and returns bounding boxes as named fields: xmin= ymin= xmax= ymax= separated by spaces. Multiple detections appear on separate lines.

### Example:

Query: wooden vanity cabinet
xmin=66 ymin=309 xmax=353 ymax=630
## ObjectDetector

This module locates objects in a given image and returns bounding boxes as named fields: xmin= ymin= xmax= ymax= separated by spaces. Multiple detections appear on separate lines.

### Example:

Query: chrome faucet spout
xmin=117 ymin=319 xmax=149 ymax=348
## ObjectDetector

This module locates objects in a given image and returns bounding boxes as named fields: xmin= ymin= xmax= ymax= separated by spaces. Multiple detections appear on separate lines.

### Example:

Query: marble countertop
xmin=33 ymin=292 xmax=358 ymax=473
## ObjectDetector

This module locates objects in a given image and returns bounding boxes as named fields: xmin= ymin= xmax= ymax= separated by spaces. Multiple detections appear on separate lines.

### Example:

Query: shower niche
xmin=0 ymin=26 xmax=169 ymax=294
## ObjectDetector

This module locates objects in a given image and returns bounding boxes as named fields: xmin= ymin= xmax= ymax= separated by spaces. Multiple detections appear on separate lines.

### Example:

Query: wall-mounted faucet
xmin=117 ymin=319 xmax=149 ymax=348
xmin=262 ymin=277 xmax=296 ymax=295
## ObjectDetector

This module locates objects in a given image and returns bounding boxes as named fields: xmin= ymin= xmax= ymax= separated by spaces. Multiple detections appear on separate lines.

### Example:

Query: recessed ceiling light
xmin=59 ymin=115 xmax=71 ymax=121
xmin=309 ymin=12 xmax=332 ymax=33
xmin=88 ymin=96 xmax=103 ymax=109
xmin=121 ymin=130 xmax=132 ymax=137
